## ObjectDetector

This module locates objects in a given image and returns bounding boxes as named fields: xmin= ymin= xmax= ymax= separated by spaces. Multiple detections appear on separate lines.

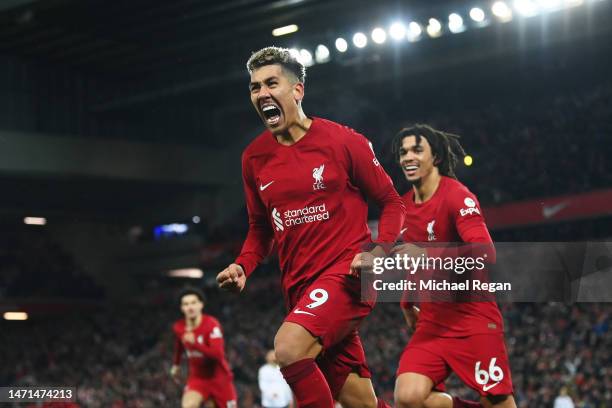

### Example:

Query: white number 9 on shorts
xmin=306 ymin=288 xmax=329 ymax=309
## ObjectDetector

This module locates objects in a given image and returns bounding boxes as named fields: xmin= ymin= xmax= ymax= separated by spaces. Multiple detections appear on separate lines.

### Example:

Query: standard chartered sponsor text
xmin=283 ymin=203 xmax=330 ymax=227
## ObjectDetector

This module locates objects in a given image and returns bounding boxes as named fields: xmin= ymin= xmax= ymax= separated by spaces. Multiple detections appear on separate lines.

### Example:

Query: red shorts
xmin=185 ymin=377 xmax=237 ymax=408
xmin=397 ymin=331 xmax=513 ymax=397
xmin=284 ymin=270 xmax=374 ymax=397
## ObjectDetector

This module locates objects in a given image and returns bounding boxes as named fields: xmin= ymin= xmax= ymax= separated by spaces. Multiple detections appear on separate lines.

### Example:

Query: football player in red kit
xmin=391 ymin=124 xmax=516 ymax=408
xmin=216 ymin=47 xmax=406 ymax=408
xmin=171 ymin=288 xmax=237 ymax=408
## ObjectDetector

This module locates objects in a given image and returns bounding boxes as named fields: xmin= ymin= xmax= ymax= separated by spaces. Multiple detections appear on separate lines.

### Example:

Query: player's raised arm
xmin=218 ymin=153 xmax=274 ymax=291
xmin=346 ymin=131 xmax=406 ymax=248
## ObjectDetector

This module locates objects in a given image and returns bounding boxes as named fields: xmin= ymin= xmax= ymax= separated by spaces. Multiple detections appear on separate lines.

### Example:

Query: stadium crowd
xmin=0 ymin=225 xmax=104 ymax=299
xmin=376 ymin=80 xmax=612 ymax=205
xmin=2 ymin=269 xmax=609 ymax=407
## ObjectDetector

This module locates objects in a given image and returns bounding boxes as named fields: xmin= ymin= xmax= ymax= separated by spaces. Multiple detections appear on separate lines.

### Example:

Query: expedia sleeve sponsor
xmin=459 ymin=197 xmax=481 ymax=217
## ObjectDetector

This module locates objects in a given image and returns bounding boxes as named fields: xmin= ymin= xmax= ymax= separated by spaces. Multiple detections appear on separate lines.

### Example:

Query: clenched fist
xmin=216 ymin=263 xmax=246 ymax=292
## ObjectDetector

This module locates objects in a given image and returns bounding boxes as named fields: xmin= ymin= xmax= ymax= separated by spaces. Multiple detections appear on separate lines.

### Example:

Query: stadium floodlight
xmin=538 ymin=0 xmax=563 ymax=9
xmin=24 ymin=216 xmax=46 ymax=225
xmin=352 ymin=32 xmax=368 ymax=48
xmin=335 ymin=37 xmax=348 ymax=52
xmin=514 ymin=0 xmax=540 ymax=16
xmin=272 ymin=24 xmax=299 ymax=37
xmin=289 ymin=48 xmax=301 ymax=60
xmin=470 ymin=7 xmax=486 ymax=22
xmin=154 ymin=223 xmax=188 ymax=239
xmin=315 ymin=44 xmax=330 ymax=63
xmin=168 ymin=268 xmax=204 ymax=279
xmin=407 ymin=21 xmax=423 ymax=41
xmin=299 ymin=49 xmax=314 ymax=67
xmin=389 ymin=22 xmax=407 ymax=40
xmin=371 ymin=27 xmax=387 ymax=44
xmin=426 ymin=18 xmax=443 ymax=37
xmin=492 ymin=1 xmax=513 ymax=21
xmin=4 ymin=312 xmax=28 ymax=320
xmin=448 ymin=13 xmax=465 ymax=33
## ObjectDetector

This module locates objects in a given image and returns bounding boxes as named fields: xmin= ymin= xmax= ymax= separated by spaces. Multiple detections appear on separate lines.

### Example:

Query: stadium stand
xmin=1 ymin=275 xmax=610 ymax=407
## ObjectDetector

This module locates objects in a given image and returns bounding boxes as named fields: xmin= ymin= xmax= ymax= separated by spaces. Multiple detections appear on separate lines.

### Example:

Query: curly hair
xmin=392 ymin=124 xmax=466 ymax=179
xmin=178 ymin=287 xmax=205 ymax=305
xmin=246 ymin=46 xmax=306 ymax=83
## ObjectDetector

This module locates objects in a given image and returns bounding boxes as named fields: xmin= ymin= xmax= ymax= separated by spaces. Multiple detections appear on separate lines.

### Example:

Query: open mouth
xmin=261 ymin=103 xmax=282 ymax=126
xmin=403 ymin=164 xmax=419 ymax=176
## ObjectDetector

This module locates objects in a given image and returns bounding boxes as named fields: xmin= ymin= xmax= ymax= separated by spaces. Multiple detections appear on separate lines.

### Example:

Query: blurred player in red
xmin=391 ymin=124 xmax=516 ymax=408
xmin=216 ymin=46 xmax=406 ymax=408
xmin=171 ymin=288 xmax=237 ymax=408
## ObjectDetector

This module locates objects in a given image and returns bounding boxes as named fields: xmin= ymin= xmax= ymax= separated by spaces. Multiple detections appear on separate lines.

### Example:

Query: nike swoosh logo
xmin=293 ymin=308 xmax=315 ymax=316
xmin=483 ymin=382 xmax=500 ymax=392
xmin=400 ymin=228 xmax=408 ymax=235
xmin=260 ymin=181 xmax=274 ymax=191
xmin=542 ymin=202 xmax=568 ymax=219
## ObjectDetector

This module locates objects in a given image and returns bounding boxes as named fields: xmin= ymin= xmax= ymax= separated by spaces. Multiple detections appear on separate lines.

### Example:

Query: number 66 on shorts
xmin=397 ymin=332 xmax=514 ymax=397
xmin=475 ymin=358 xmax=504 ymax=392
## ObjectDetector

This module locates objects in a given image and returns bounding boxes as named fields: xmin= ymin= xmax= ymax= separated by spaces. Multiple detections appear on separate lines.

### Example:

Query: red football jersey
xmin=235 ymin=117 xmax=405 ymax=300
xmin=172 ymin=315 xmax=234 ymax=382
xmin=401 ymin=176 xmax=504 ymax=336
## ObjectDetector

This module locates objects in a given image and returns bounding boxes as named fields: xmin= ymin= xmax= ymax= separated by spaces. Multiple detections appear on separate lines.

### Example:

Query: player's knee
xmin=365 ymin=401 xmax=378 ymax=408
xmin=354 ymin=397 xmax=378 ymax=408
xmin=394 ymin=388 xmax=427 ymax=408
xmin=273 ymin=327 xmax=316 ymax=367
xmin=182 ymin=401 xmax=200 ymax=408
xmin=394 ymin=374 xmax=431 ymax=408
xmin=273 ymin=339 xmax=303 ymax=367
xmin=341 ymin=398 xmax=377 ymax=408
xmin=361 ymin=400 xmax=377 ymax=408
xmin=337 ymin=375 xmax=379 ymax=408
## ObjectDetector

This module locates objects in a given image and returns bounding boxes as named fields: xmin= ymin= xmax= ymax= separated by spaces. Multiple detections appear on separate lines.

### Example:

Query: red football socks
xmin=280 ymin=358 xmax=334 ymax=408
